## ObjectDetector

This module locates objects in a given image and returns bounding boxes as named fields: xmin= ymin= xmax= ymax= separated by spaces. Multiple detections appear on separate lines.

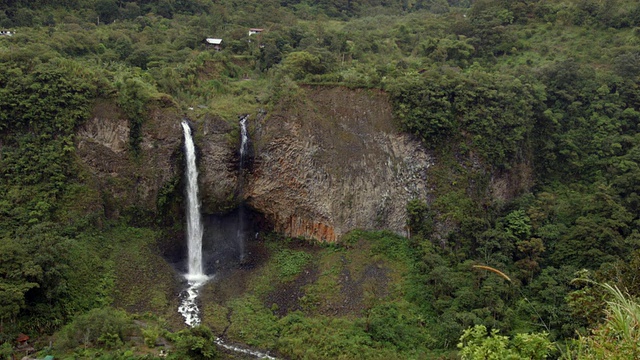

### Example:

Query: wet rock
xmin=198 ymin=114 xmax=239 ymax=214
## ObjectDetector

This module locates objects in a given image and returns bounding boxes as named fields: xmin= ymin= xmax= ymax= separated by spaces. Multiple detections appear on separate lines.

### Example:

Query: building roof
xmin=205 ymin=38 xmax=222 ymax=45
xmin=249 ymin=28 xmax=264 ymax=32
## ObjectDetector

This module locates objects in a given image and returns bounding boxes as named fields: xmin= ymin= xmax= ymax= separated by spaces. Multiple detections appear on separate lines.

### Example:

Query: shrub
xmin=169 ymin=326 xmax=219 ymax=360
xmin=55 ymin=307 xmax=132 ymax=350
xmin=142 ymin=326 xmax=162 ymax=347
xmin=565 ymin=284 xmax=640 ymax=359
xmin=457 ymin=325 xmax=553 ymax=360
xmin=0 ymin=342 xmax=13 ymax=360
xmin=281 ymin=51 xmax=325 ymax=80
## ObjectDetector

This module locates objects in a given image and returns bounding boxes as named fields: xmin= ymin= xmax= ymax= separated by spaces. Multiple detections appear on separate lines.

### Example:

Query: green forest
xmin=2 ymin=0 xmax=640 ymax=358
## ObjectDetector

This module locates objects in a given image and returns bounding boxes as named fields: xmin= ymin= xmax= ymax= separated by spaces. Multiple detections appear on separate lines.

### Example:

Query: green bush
xmin=55 ymin=307 xmax=132 ymax=350
xmin=0 ymin=342 xmax=13 ymax=360
xmin=276 ymin=313 xmax=400 ymax=359
xmin=142 ymin=326 xmax=162 ymax=348
xmin=565 ymin=284 xmax=640 ymax=359
xmin=366 ymin=302 xmax=432 ymax=351
xmin=281 ymin=51 xmax=326 ymax=80
xmin=169 ymin=326 xmax=218 ymax=360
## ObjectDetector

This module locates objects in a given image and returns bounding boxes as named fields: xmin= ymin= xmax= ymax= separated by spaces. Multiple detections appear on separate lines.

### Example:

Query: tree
xmin=96 ymin=0 xmax=119 ymax=24
xmin=259 ymin=41 xmax=283 ymax=71
xmin=406 ymin=198 xmax=433 ymax=242
xmin=281 ymin=51 xmax=325 ymax=80
xmin=0 ymin=238 xmax=41 ymax=322
xmin=388 ymin=69 xmax=540 ymax=168
xmin=156 ymin=0 xmax=175 ymax=18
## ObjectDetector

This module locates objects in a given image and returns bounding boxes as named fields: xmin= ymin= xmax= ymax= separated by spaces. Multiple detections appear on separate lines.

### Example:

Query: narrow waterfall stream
xmin=239 ymin=115 xmax=249 ymax=166
xmin=237 ymin=115 xmax=250 ymax=262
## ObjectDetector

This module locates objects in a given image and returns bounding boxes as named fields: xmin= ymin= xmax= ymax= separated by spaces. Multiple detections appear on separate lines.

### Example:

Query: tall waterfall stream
xmin=177 ymin=119 xmax=276 ymax=359
xmin=178 ymin=120 xmax=209 ymax=327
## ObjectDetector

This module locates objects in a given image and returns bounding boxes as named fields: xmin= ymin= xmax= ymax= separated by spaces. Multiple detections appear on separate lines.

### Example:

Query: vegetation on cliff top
xmin=2 ymin=0 xmax=640 ymax=358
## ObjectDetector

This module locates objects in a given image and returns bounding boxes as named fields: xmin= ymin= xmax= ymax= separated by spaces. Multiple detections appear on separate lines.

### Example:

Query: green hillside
xmin=2 ymin=0 xmax=640 ymax=358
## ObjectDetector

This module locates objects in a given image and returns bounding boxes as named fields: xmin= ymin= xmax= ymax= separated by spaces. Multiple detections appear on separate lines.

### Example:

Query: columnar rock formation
xmin=245 ymin=87 xmax=432 ymax=242
xmin=197 ymin=115 xmax=240 ymax=214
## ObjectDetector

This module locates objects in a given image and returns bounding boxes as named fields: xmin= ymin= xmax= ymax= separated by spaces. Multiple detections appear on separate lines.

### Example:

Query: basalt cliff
xmin=76 ymin=86 xmax=529 ymax=243
xmin=245 ymin=87 xmax=431 ymax=241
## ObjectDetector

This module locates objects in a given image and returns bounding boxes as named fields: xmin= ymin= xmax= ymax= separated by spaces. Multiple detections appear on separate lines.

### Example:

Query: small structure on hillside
xmin=0 ymin=30 xmax=13 ymax=36
xmin=248 ymin=28 xmax=265 ymax=47
xmin=16 ymin=333 xmax=35 ymax=356
xmin=205 ymin=38 xmax=222 ymax=51
xmin=16 ymin=333 xmax=29 ymax=346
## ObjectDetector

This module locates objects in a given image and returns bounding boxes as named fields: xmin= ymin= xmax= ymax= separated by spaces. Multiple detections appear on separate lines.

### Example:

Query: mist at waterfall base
xmin=166 ymin=208 xmax=264 ymax=270
xmin=175 ymin=208 xmax=275 ymax=359
xmin=177 ymin=208 xmax=261 ymax=326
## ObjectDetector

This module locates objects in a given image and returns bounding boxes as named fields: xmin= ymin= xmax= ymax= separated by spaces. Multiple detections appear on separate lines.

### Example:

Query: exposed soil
xmin=333 ymin=260 xmax=390 ymax=317
xmin=266 ymin=265 xmax=320 ymax=317
xmin=263 ymin=242 xmax=391 ymax=319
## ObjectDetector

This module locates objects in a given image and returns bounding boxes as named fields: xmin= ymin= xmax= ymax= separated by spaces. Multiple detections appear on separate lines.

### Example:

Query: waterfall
xmin=239 ymin=115 xmax=249 ymax=168
xmin=179 ymin=120 xmax=208 ymax=327
xmin=177 ymin=119 xmax=277 ymax=358
xmin=182 ymin=120 xmax=205 ymax=280
xmin=237 ymin=116 xmax=250 ymax=262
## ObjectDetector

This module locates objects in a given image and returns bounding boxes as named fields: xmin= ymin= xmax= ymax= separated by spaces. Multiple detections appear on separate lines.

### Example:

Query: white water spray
xmin=179 ymin=121 xmax=208 ymax=327
xmin=215 ymin=339 xmax=277 ymax=359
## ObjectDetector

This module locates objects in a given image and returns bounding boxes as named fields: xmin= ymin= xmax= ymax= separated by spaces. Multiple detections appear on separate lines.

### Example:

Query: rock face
xmin=76 ymin=100 xmax=184 ymax=216
xmin=245 ymin=87 xmax=432 ymax=242
xmin=76 ymin=88 xmax=531 ymax=245
xmin=76 ymin=100 xmax=241 ymax=219
xmin=198 ymin=114 xmax=240 ymax=214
